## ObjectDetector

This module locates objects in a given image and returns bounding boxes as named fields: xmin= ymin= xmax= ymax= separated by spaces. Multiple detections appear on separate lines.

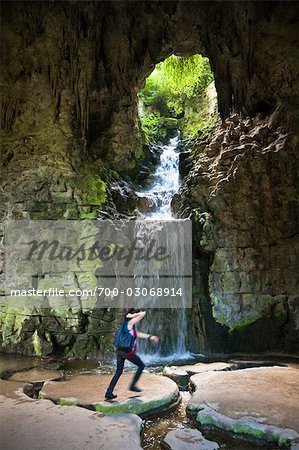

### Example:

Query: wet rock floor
xmin=0 ymin=353 xmax=298 ymax=449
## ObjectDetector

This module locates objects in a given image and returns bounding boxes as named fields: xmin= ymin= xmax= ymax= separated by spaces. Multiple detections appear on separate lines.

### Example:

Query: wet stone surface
xmin=188 ymin=365 xmax=299 ymax=447
xmin=40 ymin=373 xmax=180 ymax=417
xmin=9 ymin=368 xmax=64 ymax=383
xmin=163 ymin=428 xmax=219 ymax=450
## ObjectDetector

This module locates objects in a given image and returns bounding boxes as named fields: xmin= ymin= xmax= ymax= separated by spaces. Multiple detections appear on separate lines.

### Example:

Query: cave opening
xmin=133 ymin=54 xmax=220 ymax=359
xmin=137 ymin=54 xmax=219 ymax=146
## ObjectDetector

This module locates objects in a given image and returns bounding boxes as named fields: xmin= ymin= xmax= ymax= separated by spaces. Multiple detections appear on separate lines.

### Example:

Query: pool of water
xmin=0 ymin=352 xmax=47 ymax=373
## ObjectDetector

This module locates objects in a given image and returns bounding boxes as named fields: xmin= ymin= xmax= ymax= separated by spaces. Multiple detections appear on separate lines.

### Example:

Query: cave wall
xmin=1 ymin=1 xmax=298 ymax=355
xmin=174 ymin=111 xmax=299 ymax=354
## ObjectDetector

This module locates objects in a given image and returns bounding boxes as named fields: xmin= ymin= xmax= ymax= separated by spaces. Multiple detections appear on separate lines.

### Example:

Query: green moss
xmin=30 ymin=204 xmax=68 ymax=220
xmin=231 ymin=423 xmax=293 ymax=446
xmin=180 ymin=83 xmax=219 ymax=140
xmin=98 ymin=167 xmax=120 ymax=183
xmin=231 ymin=423 xmax=265 ymax=440
xmin=74 ymin=174 xmax=107 ymax=207
xmin=230 ymin=315 xmax=261 ymax=331
xmin=278 ymin=435 xmax=292 ymax=446
xmin=57 ymin=399 xmax=79 ymax=407
xmin=79 ymin=210 xmax=99 ymax=219
xmin=211 ymin=300 xmax=261 ymax=331
xmin=196 ymin=410 xmax=294 ymax=447
xmin=1 ymin=309 xmax=28 ymax=348
xmin=196 ymin=412 xmax=217 ymax=426
xmin=210 ymin=249 xmax=230 ymax=273
xmin=32 ymin=330 xmax=42 ymax=355
xmin=210 ymin=290 xmax=279 ymax=332
xmin=63 ymin=204 xmax=79 ymax=219
xmin=93 ymin=398 xmax=173 ymax=416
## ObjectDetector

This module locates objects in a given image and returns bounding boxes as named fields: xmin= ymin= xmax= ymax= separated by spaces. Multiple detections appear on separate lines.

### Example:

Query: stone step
xmin=40 ymin=373 xmax=180 ymax=417
xmin=187 ymin=365 xmax=299 ymax=447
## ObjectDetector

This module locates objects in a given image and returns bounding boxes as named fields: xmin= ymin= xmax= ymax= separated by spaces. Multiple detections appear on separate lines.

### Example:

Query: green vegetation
xmin=75 ymin=174 xmax=107 ymax=206
xmin=138 ymin=54 xmax=219 ymax=142
xmin=57 ymin=399 xmax=79 ymax=407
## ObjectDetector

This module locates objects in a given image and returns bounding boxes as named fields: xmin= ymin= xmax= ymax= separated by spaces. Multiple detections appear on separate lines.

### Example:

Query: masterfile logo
xmin=4 ymin=219 xmax=192 ymax=309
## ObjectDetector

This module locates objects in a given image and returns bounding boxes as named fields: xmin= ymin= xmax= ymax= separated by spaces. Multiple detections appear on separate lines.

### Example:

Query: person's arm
xmin=127 ymin=311 xmax=146 ymax=329
xmin=136 ymin=330 xmax=159 ymax=344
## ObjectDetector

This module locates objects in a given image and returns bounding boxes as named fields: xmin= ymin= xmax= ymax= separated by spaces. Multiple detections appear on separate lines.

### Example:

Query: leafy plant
xmin=138 ymin=54 xmax=218 ymax=142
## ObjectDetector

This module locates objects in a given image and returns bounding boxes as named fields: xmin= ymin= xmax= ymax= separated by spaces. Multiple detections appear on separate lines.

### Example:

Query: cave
xmin=0 ymin=0 xmax=298 ymax=360
xmin=1 ymin=2 xmax=299 ymax=448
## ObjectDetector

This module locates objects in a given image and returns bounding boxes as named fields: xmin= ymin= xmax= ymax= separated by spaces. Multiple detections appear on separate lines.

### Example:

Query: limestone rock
xmin=0 ymin=380 xmax=142 ymax=450
xmin=136 ymin=195 xmax=155 ymax=213
xmin=187 ymin=366 xmax=299 ymax=447
xmin=163 ymin=367 xmax=189 ymax=390
xmin=109 ymin=180 xmax=137 ymax=214
xmin=176 ymin=111 xmax=299 ymax=354
xmin=40 ymin=373 xmax=180 ymax=417
xmin=0 ymin=379 xmax=25 ymax=399
xmin=9 ymin=368 xmax=64 ymax=383
xmin=163 ymin=428 xmax=219 ymax=450
xmin=181 ymin=362 xmax=231 ymax=376
xmin=163 ymin=362 xmax=231 ymax=389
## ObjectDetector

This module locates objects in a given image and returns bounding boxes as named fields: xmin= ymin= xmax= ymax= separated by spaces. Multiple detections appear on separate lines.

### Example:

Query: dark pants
xmin=106 ymin=350 xmax=145 ymax=396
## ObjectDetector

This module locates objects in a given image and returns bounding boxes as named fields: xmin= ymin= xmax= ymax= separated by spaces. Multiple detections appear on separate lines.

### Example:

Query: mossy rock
xmin=40 ymin=373 xmax=180 ymax=418
xmin=74 ymin=174 xmax=107 ymax=207
xmin=188 ymin=367 xmax=299 ymax=447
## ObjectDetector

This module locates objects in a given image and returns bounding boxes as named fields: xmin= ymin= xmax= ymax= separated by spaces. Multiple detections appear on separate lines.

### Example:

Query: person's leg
xmin=128 ymin=354 xmax=145 ymax=390
xmin=105 ymin=352 xmax=125 ymax=397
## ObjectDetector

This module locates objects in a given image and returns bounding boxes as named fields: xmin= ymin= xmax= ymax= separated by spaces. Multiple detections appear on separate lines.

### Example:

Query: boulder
xmin=109 ymin=180 xmax=137 ymax=213
xmin=136 ymin=195 xmax=154 ymax=213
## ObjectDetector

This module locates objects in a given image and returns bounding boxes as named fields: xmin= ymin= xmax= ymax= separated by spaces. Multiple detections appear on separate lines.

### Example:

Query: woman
xmin=105 ymin=308 xmax=159 ymax=400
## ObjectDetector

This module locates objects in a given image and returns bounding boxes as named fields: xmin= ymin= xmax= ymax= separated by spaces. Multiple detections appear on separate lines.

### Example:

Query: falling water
xmin=139 ymin=135 xmax=181 ymax=220
xmin=136 ymin=134 xmax=192 ymax=363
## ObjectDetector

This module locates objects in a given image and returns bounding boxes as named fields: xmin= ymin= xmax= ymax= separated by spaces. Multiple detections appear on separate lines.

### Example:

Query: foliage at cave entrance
xmin=138 ymin=54 xmax=219 ymax=142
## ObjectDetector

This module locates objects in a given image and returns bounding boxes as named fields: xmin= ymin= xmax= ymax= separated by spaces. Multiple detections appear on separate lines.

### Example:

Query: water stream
xmin=138 ymin=134 xmax=181 ymax=220
xmin=135 ymin=134 xmax=194 ymax=364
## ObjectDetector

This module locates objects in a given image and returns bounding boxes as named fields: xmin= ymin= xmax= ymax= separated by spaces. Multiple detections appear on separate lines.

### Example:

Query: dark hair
xmin=125 ymin=308 xmax=140 ymax=320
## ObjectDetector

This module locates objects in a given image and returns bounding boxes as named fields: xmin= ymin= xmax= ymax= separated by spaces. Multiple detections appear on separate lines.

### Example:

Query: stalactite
xmin=1 ymin=94 xmax=21 ymax=131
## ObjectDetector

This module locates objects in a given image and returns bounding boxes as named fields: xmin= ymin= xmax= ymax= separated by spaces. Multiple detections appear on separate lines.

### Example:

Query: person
xmin=105 ymin=308 xmax=159 ymax=400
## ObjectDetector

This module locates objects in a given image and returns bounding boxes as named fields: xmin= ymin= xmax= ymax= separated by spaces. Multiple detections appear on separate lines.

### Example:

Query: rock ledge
xmin=40 ymin=373 xmax=180 ymax=417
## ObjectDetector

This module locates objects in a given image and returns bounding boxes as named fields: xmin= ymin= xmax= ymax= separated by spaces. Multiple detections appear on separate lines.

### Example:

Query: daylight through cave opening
xmin=137 ymin=54 xmax=219 ymax=145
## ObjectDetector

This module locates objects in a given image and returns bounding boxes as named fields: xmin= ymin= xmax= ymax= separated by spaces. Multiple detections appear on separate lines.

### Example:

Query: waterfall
xmin=135 ymin=134 xmax=192 ymax=363
xmin=139 ymin=135 xmax=181 ymax=220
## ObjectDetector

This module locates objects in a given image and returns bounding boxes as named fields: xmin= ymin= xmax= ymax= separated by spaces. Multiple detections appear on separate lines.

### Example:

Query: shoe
xmin=129 ymin=386 xmax=142 ymax=392
xmin=105 ymin=393 xmax=117 ymax=400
